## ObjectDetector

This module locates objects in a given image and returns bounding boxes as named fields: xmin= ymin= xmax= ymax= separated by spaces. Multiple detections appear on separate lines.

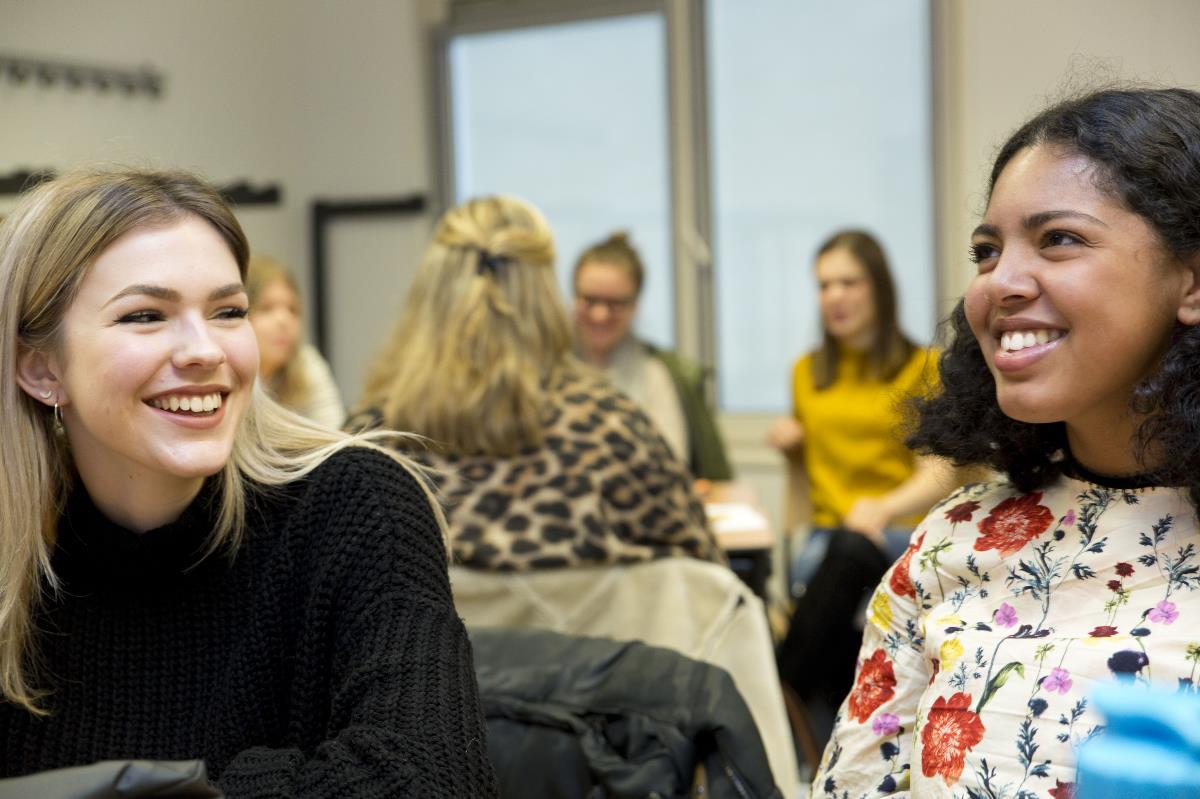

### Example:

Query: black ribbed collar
xmin=1060 ymin=453 xmax=1166 ymax=491
xmin=53 ymin=479 xmax=223 ymax=590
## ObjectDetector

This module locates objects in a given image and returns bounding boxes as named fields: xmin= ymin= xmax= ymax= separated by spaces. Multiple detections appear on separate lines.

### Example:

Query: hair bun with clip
xmin=474 ymin=247 xmax=510 ymax=277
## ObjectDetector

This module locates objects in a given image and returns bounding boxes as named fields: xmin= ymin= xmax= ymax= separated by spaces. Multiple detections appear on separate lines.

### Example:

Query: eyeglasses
xmin=576 ymin=293 xmax=636 ymax=313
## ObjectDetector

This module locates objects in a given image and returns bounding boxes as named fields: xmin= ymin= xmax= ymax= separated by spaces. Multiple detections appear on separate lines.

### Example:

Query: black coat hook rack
xmin=0 ymin=169 xmax=282 ymax=206
xmin=220 ymin=181 xmax=283 ymax=206
xmin=0 ymin=169 xmax=53 ymax=195
xmin=0 ymin=53 xmax=164 ymax=98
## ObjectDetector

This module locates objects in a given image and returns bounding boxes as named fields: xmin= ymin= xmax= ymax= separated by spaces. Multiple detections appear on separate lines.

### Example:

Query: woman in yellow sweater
xmin=768 ymin=230 xmax=951 ymax=548
xmin=768 ymin=230 xmax=963 ymax=751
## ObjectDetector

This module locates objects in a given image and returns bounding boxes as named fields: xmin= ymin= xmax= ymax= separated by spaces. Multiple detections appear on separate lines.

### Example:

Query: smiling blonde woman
xmin=0 ymin=167 xmax=497 ymax=796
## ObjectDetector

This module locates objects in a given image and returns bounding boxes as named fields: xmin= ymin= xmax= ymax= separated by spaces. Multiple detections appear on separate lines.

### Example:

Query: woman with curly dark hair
xmin=813 ymin=87 xmax=1200 ymax=798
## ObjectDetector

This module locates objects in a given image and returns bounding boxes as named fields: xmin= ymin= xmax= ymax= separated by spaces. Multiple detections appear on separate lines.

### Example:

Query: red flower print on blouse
xmin=1089 ymin=625 xmax=1118 ymax=638
xmin=888 ymin=532 xmax=925 ymax=599
xmin=1115 ymin=562 xmax=1134 ymax=577
xmin=921 ymin=692 xmax=986 ymax=783
xmin=1049 ymin=780 xmax=1076 ymax=799
xmin=847 ymin=649 xmax=897 ymax=723
xmin=974 ymin=492 xmax=1054 ymax=556
xmin=944 ymin=499 xmax=980 ymax=524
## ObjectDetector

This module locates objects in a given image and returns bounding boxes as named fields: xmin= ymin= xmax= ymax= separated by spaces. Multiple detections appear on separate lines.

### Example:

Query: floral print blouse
xmin=813 ymin=474 xmax=1200 ymax=799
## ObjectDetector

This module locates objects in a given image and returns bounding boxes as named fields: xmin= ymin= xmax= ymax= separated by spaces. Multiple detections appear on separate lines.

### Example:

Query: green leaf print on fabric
xmin=978 ymin=661 xmax=1025 ymax=712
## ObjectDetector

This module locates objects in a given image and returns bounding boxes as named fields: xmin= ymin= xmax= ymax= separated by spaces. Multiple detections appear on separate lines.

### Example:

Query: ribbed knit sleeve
xmin=215 ymin=448 xmax=497 ymax=798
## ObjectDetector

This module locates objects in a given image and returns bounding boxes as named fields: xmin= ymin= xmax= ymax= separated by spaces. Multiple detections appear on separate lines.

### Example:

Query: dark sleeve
xmin=216 ymin=448 xmax=498 ymax=798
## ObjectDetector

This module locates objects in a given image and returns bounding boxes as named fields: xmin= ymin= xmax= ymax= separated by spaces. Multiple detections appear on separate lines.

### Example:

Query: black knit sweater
xmin=0 ymin=447 xmax=498 ymax=797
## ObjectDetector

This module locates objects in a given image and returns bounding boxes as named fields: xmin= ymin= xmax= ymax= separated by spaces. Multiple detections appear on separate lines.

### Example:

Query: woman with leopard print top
xmin=350 ymin=195 xmax=722 ymax=571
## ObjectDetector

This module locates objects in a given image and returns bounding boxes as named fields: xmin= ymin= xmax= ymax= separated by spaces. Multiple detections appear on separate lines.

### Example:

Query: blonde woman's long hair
xmin=246 ymin=254 xmax=310 ymax=409
xmin=359 ymin=195 xmax=571 ymax=456
xmin=0 ymin=167 xmax=443 ymax=714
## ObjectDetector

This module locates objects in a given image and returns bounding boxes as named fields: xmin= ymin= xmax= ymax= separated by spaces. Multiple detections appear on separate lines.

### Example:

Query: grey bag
xmin=0 ymin=760 xmax=222 ymax=798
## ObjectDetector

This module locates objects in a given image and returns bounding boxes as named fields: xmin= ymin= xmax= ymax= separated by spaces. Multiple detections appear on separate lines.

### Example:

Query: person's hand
xmin=842 ymin=497 xmax=892 ymax=547
xmin=767 ymin=417 xmax=804 ymax=452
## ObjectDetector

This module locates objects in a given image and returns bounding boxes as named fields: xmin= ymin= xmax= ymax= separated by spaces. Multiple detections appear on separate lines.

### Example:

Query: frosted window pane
xmin=708 ymin=0 xmax=934 ymax=411
xmin=449 ymin=14 xmax=674 ymax=347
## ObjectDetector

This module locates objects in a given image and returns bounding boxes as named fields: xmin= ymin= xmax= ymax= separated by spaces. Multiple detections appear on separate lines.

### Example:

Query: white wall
xmin=0 ymin=0 xmax=439 ymax=407
xmin=935 ymin=0 xmax=1200 ymax=308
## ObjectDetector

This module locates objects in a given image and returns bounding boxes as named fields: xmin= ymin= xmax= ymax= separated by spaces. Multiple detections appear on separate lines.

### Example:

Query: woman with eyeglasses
xmin=573 ymin=232 xmax=732 ymax=481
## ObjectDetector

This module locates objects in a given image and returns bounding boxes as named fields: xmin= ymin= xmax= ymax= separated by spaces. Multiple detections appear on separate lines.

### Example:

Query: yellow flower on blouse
xmin=869 ymin=589 xmax=893 ymax=630
xmin=941 ymin=638 xmax=964 ymax=671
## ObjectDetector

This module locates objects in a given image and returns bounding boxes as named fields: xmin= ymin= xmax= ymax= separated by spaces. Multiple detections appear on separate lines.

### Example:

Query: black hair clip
xmin=475 ymin=248 xmax=510 ymax=277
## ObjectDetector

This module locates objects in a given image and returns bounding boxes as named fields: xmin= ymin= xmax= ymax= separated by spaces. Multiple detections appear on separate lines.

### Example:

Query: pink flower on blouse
xmin=872 ymin=713 xmax=901 ymax=736
xmin=1062 ymin=509 xmax=1076 ymax=527
xmin=1148 ymin=600 xmax=1179 ymax=624
xmin=994 ymin=602 xmax=1018 ymax=628
xmin=1042 ymin=667 xmax=1072 ymax=694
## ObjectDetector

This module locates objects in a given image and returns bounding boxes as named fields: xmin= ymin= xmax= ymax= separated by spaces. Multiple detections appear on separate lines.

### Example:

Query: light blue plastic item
xmin=1076 ymin=682 xmax=1200 ymax=799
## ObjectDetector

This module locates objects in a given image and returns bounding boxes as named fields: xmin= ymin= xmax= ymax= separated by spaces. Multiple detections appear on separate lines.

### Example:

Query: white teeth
xmin=150 ymin=392 xmax=223 ymax=414
xmin=1001 ymin=329 xmax=1062 ymax=352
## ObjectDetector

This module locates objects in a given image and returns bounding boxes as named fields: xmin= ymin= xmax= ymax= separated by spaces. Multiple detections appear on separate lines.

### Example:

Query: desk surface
xmin=701 ymin=481 xmax=775 ymax=552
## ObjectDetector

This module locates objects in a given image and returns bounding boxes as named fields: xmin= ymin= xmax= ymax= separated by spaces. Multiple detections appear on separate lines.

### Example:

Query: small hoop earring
xmin=38 ymin=388 xmax=52 ymax=400
xmin=53 ymin=401 xmax=64 ymax=434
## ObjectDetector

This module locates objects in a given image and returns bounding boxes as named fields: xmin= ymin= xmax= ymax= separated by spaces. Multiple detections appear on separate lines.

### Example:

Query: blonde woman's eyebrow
xmin=209 ymin=283 xmax=248 ymax=301
xmin=104 ymin=282 xmax=246 ymax=308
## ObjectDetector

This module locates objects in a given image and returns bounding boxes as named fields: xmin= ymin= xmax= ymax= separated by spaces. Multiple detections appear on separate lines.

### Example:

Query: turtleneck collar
xmin=1058 ymin=445 xmax=1174 ymax=492
xmin=53 ymin=478 xmax=224 ymax=589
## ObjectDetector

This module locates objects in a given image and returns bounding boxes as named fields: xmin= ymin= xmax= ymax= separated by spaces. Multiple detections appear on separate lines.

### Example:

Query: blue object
xmin=1076 ymin=682 xmax=1200 ymax=799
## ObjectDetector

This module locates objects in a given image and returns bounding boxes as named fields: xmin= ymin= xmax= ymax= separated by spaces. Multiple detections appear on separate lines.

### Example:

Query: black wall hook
xmin=0 ymin=168 xmax=282 ymax=205
xmin=0 ymin=54 xmax=163 ymax=98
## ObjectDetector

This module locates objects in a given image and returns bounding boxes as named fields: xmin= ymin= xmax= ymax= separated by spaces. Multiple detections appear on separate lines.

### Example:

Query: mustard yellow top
xmin=791 ymin=346 xmax=939 ymax=528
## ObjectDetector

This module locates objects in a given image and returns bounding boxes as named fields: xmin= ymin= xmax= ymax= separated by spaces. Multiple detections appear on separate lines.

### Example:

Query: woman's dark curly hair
xmin=909 ymin=87 xmax=1200 ymax=510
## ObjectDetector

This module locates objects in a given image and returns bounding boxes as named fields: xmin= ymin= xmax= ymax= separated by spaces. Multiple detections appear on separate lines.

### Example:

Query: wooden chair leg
xmin=780 ymin=681 xmax=824 ymax=777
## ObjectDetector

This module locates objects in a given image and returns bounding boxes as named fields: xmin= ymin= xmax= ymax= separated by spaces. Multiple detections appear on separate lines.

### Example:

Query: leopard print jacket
xmin=350 ymin=368 xmax=723 ymax=571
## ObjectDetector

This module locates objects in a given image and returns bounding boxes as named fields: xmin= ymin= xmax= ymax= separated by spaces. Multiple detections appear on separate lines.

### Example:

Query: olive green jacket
xmin=647 ymin=345 xmax=734 ymax=481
